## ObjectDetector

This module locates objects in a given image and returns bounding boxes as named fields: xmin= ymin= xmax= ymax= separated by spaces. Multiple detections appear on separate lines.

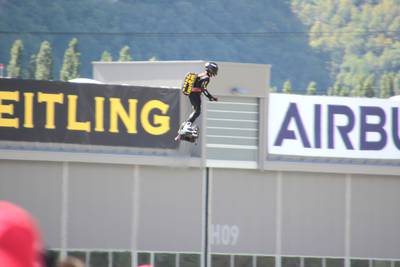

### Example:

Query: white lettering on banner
xmin=268 ymin=93 xmax=400 ymax=159
xmin=210 ymin=224 xmax=240 ymax=246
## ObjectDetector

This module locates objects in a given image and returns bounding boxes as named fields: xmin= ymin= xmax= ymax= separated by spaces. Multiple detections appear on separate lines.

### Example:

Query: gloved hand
xmin=210 ymin=96 xmax=218 ymax=102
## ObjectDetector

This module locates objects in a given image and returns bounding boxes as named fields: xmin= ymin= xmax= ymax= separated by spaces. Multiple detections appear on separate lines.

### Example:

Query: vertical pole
xmin=202 ymin=167 xmax=212 ymax=267
xmin=86 ymin=252 xmax=90 ymax=267
xmin=150 ymin=252 xmax=154 ymax=267
xmin=203 ymin=167 xmax=210 ymax=267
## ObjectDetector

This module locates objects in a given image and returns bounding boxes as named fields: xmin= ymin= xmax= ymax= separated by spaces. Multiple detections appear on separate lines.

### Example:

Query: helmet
xmin=205 ymin=62 xmax=218 ymax=76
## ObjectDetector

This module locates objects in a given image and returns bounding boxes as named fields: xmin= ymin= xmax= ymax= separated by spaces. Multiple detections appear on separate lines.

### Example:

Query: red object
xmin=0 ymin=201 xmax=44 ymax=267
xmin=0 ymin=64 xmax=4 ymax=68
xmin=191 ymin=87 xmax=204 ymax=93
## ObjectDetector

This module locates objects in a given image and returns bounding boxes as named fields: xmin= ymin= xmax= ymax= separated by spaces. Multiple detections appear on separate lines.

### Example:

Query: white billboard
xmin=268 ymin=93 xmax=400 ymax=159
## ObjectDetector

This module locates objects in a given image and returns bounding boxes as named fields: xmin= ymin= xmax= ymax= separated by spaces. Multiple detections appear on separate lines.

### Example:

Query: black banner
xmin=0 ymin=79 xmax=179 ymax=149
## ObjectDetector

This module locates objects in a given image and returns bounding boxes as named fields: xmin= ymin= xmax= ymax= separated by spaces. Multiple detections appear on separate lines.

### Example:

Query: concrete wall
xmin=1 ymin=159 xmax=400 ymax=264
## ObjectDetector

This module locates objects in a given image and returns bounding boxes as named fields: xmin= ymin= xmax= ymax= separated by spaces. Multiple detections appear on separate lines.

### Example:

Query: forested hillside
xmin=292 ymin=0 xmax=400 ymax=96
xmin=1 ymin=0 xmax=398 ymax=95
xmin=0 ymin=0 xmax=330 ymax=92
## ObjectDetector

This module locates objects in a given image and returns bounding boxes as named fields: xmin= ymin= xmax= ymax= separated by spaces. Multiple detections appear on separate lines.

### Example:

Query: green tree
xmin=7 ymin=39 xmax=24 ymax=78
xmin=327 ymin=86 xmax=335 ymax=96
xmin=393 ymin=73 xmax=400 ymax=96
xmin=282 ymin=80 xmax=292 ymax=94
xmin=306 ymin=81 xmax=317 ymax=95
xmin=339 ymin=86 xmax=351 ymax=97
xmin=351 ymin=75 xmax=366 ymax=97
xmin=362 ymin=75 xmax=376 ymax=98
xmin=100 ymin=51 xmax=112 ymax=61
xmin=35 ymin=41 xmax=53 ymax=80
xmin=327 ymin=82 xmax=350 ymax=96
xmin=118 ymin=46 xmax=132 ymax=61
xmin=27 ymin=54 xmax=37 ymax=79
xmin=379 ymin=72 xmax=395 ymax=98
xmin=60 ymin=38 xmax=80 ymax=81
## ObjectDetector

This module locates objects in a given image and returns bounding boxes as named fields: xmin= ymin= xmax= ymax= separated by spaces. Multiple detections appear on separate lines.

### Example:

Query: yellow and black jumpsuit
xmin=186 ymin=74 xmax=216 ymax=123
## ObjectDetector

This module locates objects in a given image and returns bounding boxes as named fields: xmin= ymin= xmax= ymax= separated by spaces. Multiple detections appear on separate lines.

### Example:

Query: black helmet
xmin=205 ymin=62 xmax=218 ymax=76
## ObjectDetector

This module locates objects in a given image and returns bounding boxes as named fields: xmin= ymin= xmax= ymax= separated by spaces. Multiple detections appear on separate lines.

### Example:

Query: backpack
xmin=181 ymin=72 xmax=197 ymax=95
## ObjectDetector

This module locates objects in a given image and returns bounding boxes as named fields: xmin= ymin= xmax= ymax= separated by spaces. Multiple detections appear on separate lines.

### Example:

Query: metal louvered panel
xmin=206 ymin=96 xmax=259 ymax=165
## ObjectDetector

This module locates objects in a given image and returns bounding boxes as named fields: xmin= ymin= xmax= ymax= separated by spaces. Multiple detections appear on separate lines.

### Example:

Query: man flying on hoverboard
xmin=176 ymin=62 xmax=219 ymax=142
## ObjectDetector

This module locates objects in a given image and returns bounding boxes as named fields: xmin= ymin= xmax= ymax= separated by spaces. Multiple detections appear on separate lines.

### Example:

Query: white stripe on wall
xmin=132 ymin=165 xmax=140 ymax=267
xmin=276 ymin=171 xmax=283 ymax=267
xmin=345 ymin=174 xmax=352 ymax=267
xmin=61 ymin=162 xmax=69 ymax=259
